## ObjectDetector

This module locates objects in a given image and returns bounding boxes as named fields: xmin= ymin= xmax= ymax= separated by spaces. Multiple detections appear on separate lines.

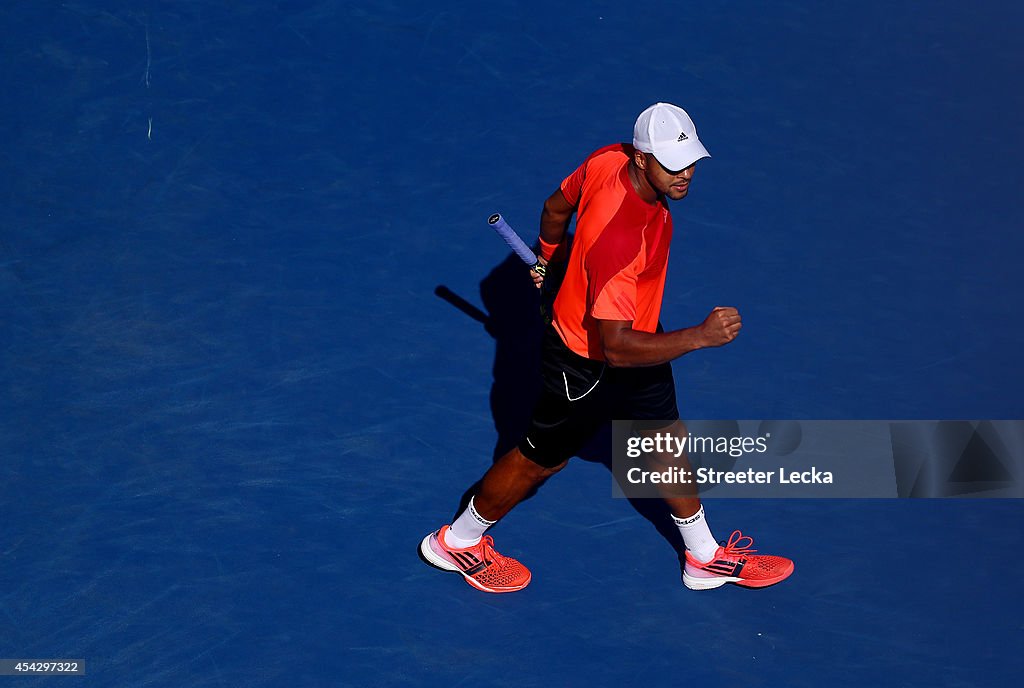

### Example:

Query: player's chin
xmin=666 ymin=186 xmax=689 ymax=200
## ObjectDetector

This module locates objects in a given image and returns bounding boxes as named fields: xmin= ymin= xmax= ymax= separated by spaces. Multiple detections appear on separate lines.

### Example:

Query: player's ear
xmin=634 ymin=150 xmax=648 ymax=170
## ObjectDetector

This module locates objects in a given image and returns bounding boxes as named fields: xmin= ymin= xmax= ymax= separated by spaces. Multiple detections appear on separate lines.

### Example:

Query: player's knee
xmin=517 ymin=441 xmax=569 ymax=475
xmin=634 ymin=418 xmax=689 ymax=469
xmin=525 ymin=453 xmax=568 ymax=478
xmin=535 ymin=458 xmax=568 ymax=477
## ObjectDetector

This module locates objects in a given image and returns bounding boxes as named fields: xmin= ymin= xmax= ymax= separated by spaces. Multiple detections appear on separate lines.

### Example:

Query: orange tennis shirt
xmin=552 ymin=144 xmax=673 ymax=361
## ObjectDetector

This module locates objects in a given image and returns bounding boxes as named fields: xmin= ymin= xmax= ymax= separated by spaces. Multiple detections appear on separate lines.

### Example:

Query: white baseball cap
xmin=633 ymin=102 xmax=710 ymax=172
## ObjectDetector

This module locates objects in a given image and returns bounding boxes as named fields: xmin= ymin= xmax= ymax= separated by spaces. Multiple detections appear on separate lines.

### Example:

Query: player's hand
xmin=530 ymin=256 xmax=549 ymax=289
xmin=698 ymin=306 xmax=742 ymax=347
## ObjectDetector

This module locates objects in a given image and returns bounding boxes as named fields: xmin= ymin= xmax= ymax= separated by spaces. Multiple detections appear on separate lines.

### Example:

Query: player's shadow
xmin=434 ymin=255 xmax=685 ymax=556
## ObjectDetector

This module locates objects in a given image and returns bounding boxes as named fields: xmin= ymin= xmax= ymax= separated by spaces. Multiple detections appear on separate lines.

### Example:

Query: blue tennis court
xmin=2 ymin=1 xmax=1022 ymax=685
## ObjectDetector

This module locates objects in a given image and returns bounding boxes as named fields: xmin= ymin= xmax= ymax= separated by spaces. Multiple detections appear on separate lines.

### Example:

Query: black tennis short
xmin=518 ymin=325 xmax=680 ymax=468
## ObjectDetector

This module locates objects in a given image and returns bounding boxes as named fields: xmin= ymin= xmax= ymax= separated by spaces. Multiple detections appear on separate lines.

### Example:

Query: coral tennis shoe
xmin=683 ymin=530 xmax=794 ymax=590
xmin=420 ymin=526 xmax=532 ymax=593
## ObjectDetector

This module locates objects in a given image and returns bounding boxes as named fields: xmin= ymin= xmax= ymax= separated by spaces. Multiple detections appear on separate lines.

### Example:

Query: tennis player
xmin=421 ymin=103 xmax=794 ymax=593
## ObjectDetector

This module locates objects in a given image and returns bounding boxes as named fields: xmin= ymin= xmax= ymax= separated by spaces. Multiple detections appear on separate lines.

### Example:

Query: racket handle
xmin=487 ymin=214 xmax=546 ymax=276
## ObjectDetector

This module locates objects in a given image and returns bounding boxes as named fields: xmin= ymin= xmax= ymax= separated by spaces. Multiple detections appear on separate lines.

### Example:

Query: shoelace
xmin=477 ymin=536 xmax=499 ymax=565
xmin=721 ymin=530 xmax=757 ymax=557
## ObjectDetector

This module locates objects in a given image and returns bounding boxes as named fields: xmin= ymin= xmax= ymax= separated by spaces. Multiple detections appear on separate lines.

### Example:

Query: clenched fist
xmin=698 ymin=306 xmax=742 ymax=347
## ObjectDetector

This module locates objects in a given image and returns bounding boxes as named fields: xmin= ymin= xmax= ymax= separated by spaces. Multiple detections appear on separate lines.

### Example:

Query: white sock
xmin=444 ymin=497 xmax=495 ymax=548
xmin=673 ymin=506 xmax=719 ymax=563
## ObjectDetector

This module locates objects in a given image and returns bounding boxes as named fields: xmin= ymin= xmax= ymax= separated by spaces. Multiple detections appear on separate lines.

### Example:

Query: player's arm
xmin=597 ymin=307 xmax=742 ymax=367
xmin=539 ymin=188 xmax=575 ymax=248
xmin=531 ymin=189 xmax=575 ymax=287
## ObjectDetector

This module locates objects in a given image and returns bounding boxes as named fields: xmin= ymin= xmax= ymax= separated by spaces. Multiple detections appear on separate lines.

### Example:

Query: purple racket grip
xmin=487 ymin=214 xmax=544 ymax=274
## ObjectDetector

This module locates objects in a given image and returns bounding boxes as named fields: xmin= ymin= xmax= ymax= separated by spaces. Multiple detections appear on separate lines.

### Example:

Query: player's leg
xmin=623 ymin=390 xmax=721 ymax=565
xmin=420 ymin=388 xmax=601 ymax=592
xmin=470 ymin=446 xmax=567 ymax=524
xmin=440 ymin=441 xmax=567 ymax=555
xmin=420 ymin=325 xmax=605 ymax=593
xmin=613 ymin=362 xmax=795 ymax=590
xmin=630 ymin=419 xmax=715 ymax=557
